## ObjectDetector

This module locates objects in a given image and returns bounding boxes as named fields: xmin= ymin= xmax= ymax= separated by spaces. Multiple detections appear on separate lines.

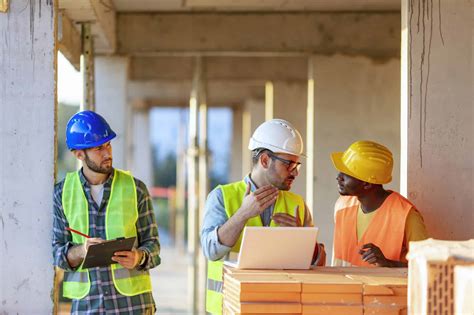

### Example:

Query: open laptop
xmin=224 ymin=226 xmax=319 ymax=270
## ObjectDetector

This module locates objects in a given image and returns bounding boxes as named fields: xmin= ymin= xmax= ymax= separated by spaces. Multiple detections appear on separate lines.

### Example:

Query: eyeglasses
xmin=268 ymin=153 xmax=302 ymax=173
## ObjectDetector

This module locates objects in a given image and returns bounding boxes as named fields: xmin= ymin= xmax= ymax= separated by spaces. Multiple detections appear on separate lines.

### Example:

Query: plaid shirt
xmin=52 ymin=169 xmax=161 ymax=314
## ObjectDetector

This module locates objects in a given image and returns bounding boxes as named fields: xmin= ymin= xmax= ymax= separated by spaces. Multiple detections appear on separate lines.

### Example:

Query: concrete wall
xmin=242 ymin=99 xmax=265 ymax=178
xmin=273 ymin=81 xmax=308 ymax=198
xmin=95 ymin=56 xmax=129 ymax=169
xmin=0 ymin=0 xmax=56 ymax=312
xmin=229 ymin=106 xmax=244 ymax=183
xmin=402 ymin=0 xmax=473 ymax=240
xmin=312 ymin=55 xmax=401 ymax=260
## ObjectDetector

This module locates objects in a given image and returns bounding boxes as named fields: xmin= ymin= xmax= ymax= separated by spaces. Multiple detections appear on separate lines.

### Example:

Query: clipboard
xmin=82 ymin=236 xmax=137 ymax=269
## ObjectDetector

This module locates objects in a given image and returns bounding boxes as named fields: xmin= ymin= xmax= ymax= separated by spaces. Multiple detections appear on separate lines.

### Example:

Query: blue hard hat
xmin=66 ymin=111 xmax=116 ymax=150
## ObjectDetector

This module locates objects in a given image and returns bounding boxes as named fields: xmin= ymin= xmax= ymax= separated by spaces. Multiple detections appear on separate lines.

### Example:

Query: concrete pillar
xmin=310 ymin=55 xmax=401 ymax=261
xmin=130 ymin=108 xmax=152 ymax=188
xmin=95 ymin=56 xmax=129 ymax=169
xmin=0 ymin=1 xmax=56 ymax=313
xmin=175 ymin=110 xmax=187 ymax=250
xmin=401 ymin=0 xmax=473 ymax=239
xmin=273 ymin=81 xmax=308 ymax=198
xmin=229 ymin=106 xmax=243 ymax=182
xmin=242 ymin=99 xmax=265 ymax=177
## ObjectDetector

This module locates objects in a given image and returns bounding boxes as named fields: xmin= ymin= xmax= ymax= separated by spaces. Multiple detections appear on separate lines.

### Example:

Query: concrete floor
xmin=152 ymin=245 xmax=190 ymax=314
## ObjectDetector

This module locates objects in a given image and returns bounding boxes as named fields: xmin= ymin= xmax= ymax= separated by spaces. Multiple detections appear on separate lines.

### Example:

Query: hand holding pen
xmin=66 ymin=227 xmax=104 ymax=255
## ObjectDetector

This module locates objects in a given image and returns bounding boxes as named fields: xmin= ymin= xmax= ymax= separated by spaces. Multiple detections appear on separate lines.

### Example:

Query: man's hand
xmin=359 ymin=243 xmax=408 ymax=267
xmin=83 ymin=238 xmax=105 ymax=255
xmin=272 ymin=205 xmax=302 ymax=227
xmin=359 ymin=243 xmax=390 ymax=266
xmin=239 ymin=182 xmax=279 ymax=220
xmin=112 ymin=248 xmax=143 ymax=269
xmin=67 ymin=237 xmax=104 ymax=268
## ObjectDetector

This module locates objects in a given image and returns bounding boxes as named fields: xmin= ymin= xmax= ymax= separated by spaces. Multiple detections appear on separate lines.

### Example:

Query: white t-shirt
xmin=90 ymin=184 xmax=105 ymax=206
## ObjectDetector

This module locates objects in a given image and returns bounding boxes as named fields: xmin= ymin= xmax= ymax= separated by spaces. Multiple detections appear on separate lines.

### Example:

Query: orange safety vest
xmin=333 ymin=191 xmax=413 ymax=267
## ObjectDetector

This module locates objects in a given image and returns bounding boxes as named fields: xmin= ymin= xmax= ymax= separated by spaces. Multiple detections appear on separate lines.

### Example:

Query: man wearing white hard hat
xmin=201 ymin=119 xmax=326 ymax=314
xmin=331 ymin=140 xmax=428 ymax=268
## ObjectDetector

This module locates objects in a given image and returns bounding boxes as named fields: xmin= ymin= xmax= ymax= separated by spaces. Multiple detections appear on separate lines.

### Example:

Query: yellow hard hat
xmin=331 ymin=140 xmax=393 ymax=184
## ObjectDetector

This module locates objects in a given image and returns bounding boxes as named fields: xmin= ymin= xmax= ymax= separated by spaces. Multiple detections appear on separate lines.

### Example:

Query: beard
xmin=84 ymin=152 xmax=113 ymax=174
xmin=266 ymin=164 xmax=294 ymax=191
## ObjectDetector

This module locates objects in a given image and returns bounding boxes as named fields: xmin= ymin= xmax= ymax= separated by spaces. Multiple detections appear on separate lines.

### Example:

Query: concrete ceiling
xmin=112 ymin=0 xmax=401 ymax=12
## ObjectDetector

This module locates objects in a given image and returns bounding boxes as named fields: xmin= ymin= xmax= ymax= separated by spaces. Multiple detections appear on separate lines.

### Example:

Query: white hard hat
xmin=248 ymin=119 xmax=304 ymax=157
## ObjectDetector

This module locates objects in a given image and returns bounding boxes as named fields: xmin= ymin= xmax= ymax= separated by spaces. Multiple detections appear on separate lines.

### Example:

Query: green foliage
xmin=152 ymin=148 xmax=177 ymax=187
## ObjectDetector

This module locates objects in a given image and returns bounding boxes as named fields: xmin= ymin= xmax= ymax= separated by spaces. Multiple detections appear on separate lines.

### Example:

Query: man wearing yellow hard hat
xmin=331 ymin=140 xmax=428 ymax=267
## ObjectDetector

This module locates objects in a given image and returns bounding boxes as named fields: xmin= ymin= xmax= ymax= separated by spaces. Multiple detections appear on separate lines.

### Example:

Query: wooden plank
xmin=225 ymin=274 xmax=301 ymax=293
xmin=345 ymin=274 xmax=407 ymax=296
xmin=289 ymin=274 xmax=363 ymax=293
xmin=302 ymin=304 xmax=363 ymax=315
xmin=224 ymin=287 xmax=301 ymax=303
xmin=364 ymin=305 xmax=407 ymax=315
xmin=364 ymin=295 xmax=407 ymax=307
xmin=301 ymin=293 xmax=362 ymax=304
xmin=226 ymin=300 xmax=302 ymax=313
xmin=223 ymin=301 xmax=299 ymax=315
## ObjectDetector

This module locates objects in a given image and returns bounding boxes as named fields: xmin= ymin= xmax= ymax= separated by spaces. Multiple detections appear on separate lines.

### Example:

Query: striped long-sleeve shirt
xmin=52 ymin=169 xmax=160 ymax=314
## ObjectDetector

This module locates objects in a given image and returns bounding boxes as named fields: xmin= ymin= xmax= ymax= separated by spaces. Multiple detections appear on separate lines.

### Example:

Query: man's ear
xmin=362 ymin=182 xmax=372 ymax=190
xmin=72 ymin=149 xmax=85 ymax=161
xmin=259 ymin=153 xmax=271 ymax=169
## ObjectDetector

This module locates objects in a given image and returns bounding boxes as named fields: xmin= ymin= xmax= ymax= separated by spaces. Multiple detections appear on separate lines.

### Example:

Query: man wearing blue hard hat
xmin=52 ymin=111 xmax=160 ymax=314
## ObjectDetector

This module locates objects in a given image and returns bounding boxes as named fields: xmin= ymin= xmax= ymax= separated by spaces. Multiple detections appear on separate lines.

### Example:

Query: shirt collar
xmin=78 ymin=168 xmax=114 ymax=188
xmin=244 ymin=173 xmax=258 ymax=192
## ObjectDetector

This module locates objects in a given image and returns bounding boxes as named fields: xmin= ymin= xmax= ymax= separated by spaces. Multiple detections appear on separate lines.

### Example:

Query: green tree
xmin=152 ymin=148 xmax=177 ymax=187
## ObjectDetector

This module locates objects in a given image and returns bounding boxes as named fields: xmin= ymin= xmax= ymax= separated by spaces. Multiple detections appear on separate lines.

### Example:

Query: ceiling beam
xmin=118 ymin=12 xmax=400 ymax=58
xmin=58 ymin=11 xmax=81 ymax=70
xmin=128 ymin=80 xmax=265 ymax=108
xmin=59 ymin=0 xmax=116 ymax=53
xmin=130 ymin=56 xmax=308 ymax=81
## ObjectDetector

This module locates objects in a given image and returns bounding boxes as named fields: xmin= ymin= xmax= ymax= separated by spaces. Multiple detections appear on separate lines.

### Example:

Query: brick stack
xmin=222 ymin=267 xmax=408 ymax=315
xmin=454 ymin=265 xmax=474 ymax=314
xmin=407 ymin=238 xmax=474 ymax=315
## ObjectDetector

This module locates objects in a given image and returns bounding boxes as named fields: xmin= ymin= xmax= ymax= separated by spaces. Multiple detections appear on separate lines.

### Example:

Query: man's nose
xmin=290 ymin=166 xmax=299 ymax=176
xmin=336 ymin=173 xmax=343 ymax=182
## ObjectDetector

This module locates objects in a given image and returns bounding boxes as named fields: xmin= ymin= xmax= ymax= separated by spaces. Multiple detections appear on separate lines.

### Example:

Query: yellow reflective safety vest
xmin=206 ymin=181 xmax=305 ymax=314
xmin=62 ymin=169 xmax=152 ymax=299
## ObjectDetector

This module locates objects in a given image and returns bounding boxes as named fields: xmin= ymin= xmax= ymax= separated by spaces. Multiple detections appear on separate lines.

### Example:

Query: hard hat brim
xmin=331 ymin=152 xmax=360 ymax=179
xmin=331 ymin=151 xmax=392 ymax=184
xmin=68 ymin=132 xmax=116 ymax=150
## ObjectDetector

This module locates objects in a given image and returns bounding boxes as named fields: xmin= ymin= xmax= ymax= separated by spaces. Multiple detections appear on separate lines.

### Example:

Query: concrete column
xmin=130 ymin=109 xmax=152 ymax=188
xmin=242 ymin=99 xmax=265 ymax=177
xmin=310 ymin=55 xmax=401 ymax=261
xmin=0 ymin=1 xmax=56 ymax=313
xmin=273 ymin=81 xmax=308 ymax=198
xmin=229 ymin=106 xmax=243 ymax=182
xmin=95 ymin=56 xmax=129 ymax=169
xmin=175 ymin=110 xmax=187 ymax=250
xmin=401 ymin=0 xmax=473 ymax=239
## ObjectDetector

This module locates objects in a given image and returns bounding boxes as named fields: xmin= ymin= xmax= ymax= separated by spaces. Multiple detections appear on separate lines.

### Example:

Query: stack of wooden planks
xmin=222 ymin=267 xmax=408 ymax=315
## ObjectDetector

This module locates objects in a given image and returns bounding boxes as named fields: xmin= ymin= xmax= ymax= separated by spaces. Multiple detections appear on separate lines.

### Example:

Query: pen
xmin=66 ymin=227 xmax=91 ymax=239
